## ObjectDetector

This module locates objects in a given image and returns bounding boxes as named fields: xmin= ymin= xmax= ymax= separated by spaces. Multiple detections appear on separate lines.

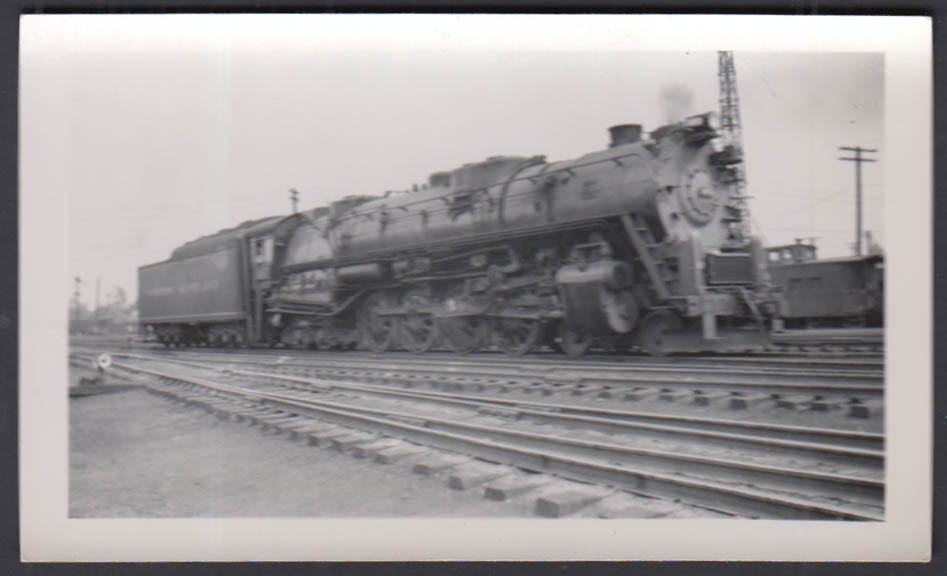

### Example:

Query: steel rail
xmin=146 ymin=347 xmax=882 ymax=381
xmin=91 ymin=348 xmax=884 ymax=400
xmin=71 ymin=338 xmax=884 ymax=365
xmin=135 ymin=352 xmax=884 ymax=398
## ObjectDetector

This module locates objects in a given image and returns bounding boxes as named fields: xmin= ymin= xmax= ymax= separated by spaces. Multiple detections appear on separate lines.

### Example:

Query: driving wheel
xmin=358 ymin=291 xmax=397 ymax=352
xmin=399 ymin=289 xmax=439 ymax=353
xmin=493 ymin=317 xmax=541 ymax=356
xmin=439 ymin=286 xmax=487 ymax=354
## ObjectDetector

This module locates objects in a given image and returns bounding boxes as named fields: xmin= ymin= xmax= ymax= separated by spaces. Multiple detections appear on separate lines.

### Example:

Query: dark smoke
xmin=659 ymin=84 xmax=696 ymax=124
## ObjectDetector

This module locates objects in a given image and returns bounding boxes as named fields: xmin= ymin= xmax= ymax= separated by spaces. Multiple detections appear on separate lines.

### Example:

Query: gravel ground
xmin=69 ymin=388 xmax=523 ymax=518
xmin=70 ymin=385 xmax=722 ymax=519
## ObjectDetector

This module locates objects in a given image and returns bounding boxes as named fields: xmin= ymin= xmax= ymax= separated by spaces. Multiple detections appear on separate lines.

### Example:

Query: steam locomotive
xmin=139 ymin=112 xmax=779 ymax=356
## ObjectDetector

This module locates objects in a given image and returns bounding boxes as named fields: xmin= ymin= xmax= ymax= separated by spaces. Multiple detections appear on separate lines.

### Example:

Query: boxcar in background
xmin=766 ymin=241 xmax=884 ymax=328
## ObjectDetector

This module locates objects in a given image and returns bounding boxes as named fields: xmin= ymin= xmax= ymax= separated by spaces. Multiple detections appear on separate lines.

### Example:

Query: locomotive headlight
xmin=684 ymin=112 xmax=719 ymax=131
xmin=684 ymin=115 xmax=706 ymax=129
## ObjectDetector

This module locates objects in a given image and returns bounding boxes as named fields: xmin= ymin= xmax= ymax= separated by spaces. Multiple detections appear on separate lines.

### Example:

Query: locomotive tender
xmin=139 ymin=112 xmax=779 ymax=356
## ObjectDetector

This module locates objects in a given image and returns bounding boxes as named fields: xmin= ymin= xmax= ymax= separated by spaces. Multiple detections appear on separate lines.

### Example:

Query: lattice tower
xmin=717 ymin=51 xmax=750 ymax=241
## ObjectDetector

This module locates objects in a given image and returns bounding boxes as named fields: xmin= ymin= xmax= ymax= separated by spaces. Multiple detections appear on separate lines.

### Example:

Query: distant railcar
xmin=766 ymin=242 xmax=884 ymax=328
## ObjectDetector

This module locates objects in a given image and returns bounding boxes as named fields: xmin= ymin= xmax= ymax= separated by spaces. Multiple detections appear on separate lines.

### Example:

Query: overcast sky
xmin=21 ymin=16 xmax=884 ymax=307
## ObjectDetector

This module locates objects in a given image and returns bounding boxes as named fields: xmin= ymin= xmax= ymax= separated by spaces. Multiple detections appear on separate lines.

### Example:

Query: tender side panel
xmin=138 ymin=246 xmax=246 ymax=324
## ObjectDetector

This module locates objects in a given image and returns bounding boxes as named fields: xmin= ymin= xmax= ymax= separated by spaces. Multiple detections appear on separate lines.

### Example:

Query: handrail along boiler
xmin=138 ymin=112 xmax=778 ymax=356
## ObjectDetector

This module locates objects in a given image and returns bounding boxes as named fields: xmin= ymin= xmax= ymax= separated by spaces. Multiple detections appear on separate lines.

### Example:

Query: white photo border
xmin=19 ymin=13 xmax=932 ymax=562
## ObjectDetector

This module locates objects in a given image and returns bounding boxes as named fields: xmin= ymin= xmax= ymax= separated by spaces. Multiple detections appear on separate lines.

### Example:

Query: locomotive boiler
xmin=139 ymin=112 xmax=779 ymax=356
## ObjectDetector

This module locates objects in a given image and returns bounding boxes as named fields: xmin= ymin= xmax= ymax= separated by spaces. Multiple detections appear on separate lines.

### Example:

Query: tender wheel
xmin=558 ymin=322 xmax=593 ymax=357
xmin=638 ymin=310 xmax=682 ymax=357
xmin=358 ymin=291 xmax=397 ymax=352
xmin=493 ymin=317 xmax=541 ymax=356
xmin=399 ymin=289 xmax=439 ymax=354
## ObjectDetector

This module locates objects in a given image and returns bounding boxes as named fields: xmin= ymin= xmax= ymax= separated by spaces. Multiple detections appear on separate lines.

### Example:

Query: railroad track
xmin=141 ymin=346 xmax=883 ymax=375
xmin=80 ymin=352 xmax=885 ymax=520
xmin=75 ymin=343 xmax=884 ymax=380
xmin=91 ymin=349 xmax=884 ymax=418
xmin=71 ymin=329 xmax=885 ymax=360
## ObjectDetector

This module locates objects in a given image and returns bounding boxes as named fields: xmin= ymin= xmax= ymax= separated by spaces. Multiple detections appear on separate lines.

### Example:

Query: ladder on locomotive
xmin=620 ymin=213 xmax=676 ymax=302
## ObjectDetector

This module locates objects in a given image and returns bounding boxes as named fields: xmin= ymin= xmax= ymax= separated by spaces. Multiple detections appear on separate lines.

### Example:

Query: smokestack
xmin=608 ymin=124 xmax=642 ymax=148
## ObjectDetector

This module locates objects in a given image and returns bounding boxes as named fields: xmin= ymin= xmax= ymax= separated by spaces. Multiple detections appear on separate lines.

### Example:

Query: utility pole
xmin=289 ymin=188 xmax=299 ymax=214
xmin=838 ymin=146 xmax=878 ymax=256
xmin=73 ymin=276 xmax=82 ymax=328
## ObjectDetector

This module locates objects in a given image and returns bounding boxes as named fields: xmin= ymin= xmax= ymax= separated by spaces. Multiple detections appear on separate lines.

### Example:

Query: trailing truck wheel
xmin=558 ymin=323 xmax=593 ymax=357
xmin=399 ymin=289 xmax=439 ymax=354
xmin=492 ymin=318 xmax=541 ymax=356
xmin=638 ymin=310 xmax=682 ymax=357
xmin=358 ymin=292 xmax=397 ymax=353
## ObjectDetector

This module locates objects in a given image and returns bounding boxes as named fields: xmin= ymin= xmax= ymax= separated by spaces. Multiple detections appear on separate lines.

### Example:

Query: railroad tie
xmin=659 ymin=389 xmax=691 ymax=402
xmin=624 ymin=387 xmax=660 ymax=402
xmin=483 ymin=475 xmax=548 ymax=502
xmin=349 ymin=438 xmax=405 ymax=459
xmin=373 ymin=444 xmax=426 ymax=465
xmin=306 ymin=426 xmax=352 ymax=447
xmin=534 ymin=489 xmax=609 ymax=518
xmin=810 ymin=397 xmax=846 ymax=412
xmin=729 ymin=393 xmax=771 ymax=409
xmin=447 ymin=464 xmax=509 ymax=491
xmin=330 ymin=432 xmax=378 ymax=453
xmin=692 ymin=390 xmax=730 ymax=406
xmin=411 ymin=454 xmax=469 ymax=476
xmin=775 ymin=395 xmax=812 ymax=410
